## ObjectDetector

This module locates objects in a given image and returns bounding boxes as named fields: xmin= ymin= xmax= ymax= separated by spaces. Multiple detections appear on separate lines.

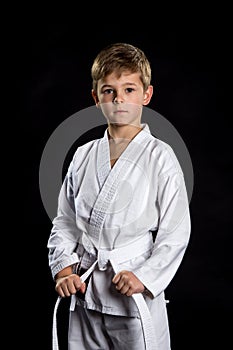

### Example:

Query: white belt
xmin=52 ymin=235 xmax=158 ymax=350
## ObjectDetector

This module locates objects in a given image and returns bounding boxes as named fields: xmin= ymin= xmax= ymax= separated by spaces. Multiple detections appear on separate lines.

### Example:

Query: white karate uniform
xmin=48 ymin=123 xmax=191 ymax=350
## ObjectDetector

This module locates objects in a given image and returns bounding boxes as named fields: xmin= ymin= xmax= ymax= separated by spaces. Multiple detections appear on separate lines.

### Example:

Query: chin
xmin=110 ymin=121 xmax=129 ymax=127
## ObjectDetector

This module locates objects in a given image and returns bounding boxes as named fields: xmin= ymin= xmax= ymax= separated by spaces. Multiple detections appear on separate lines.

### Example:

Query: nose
xmin=113 ymin=93 xmax=123 ymax=104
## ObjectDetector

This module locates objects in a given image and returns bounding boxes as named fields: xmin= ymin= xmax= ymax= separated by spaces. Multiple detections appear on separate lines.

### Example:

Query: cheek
xmin=129 ymin=95 xmax=145 ymax=106
xmin=98 ymin=93 xmax=113 ymax=103
xmin=126 ymin=103 xmax=143 ymax=119
xmin=99 ymin=102 xmax=113 ymax=119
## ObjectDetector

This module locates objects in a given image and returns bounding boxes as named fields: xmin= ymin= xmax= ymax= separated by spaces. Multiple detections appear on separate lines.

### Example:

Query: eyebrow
xmin=100 ymin=82 xmax=138 ymax=89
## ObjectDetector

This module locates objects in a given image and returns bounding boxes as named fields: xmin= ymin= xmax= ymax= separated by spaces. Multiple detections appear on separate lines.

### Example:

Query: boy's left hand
xmin=112 ymin=270 xmax=145 ymax=296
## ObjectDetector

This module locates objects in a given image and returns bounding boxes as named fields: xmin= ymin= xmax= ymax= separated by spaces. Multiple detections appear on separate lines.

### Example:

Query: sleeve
xmin=47 ymin=156 xmax=81 ymax=279
xmin=134 ymin=168 xmax=191 ymax=299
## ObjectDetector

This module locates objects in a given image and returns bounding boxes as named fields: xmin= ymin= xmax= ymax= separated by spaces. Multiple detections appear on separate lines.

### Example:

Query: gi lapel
xmin=89 ymin=126 xmax=152 ymax=245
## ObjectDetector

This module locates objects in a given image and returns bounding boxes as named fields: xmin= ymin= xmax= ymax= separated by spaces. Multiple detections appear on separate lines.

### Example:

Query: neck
xmin=108 ymin=123 xmax=142 ymax=142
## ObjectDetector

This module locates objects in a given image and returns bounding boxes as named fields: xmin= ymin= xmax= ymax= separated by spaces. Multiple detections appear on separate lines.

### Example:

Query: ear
xmin=92 ymin=89 xmax=100 ymax=107
xmin=143 ymin=85 xmax=153 ymax=106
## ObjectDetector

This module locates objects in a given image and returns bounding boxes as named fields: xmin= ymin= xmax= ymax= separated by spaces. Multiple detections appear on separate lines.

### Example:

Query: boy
xmin=48 ymin=43 xmax=191 ymax=350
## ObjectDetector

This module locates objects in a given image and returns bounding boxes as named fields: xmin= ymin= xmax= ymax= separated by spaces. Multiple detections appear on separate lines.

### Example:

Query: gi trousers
xmin=68 ymin=305 xmax=145 ymax=350
xmin=68 ymin=290 xmax=171 ymax=350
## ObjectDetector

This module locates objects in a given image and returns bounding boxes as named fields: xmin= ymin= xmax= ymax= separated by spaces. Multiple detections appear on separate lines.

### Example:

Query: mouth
xmin=113 ymin=109 xmax=128 ymax=114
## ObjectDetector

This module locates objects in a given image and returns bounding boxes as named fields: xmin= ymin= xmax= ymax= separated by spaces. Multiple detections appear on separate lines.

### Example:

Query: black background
xmin=20 ymin=12 xmax=232 ymax=350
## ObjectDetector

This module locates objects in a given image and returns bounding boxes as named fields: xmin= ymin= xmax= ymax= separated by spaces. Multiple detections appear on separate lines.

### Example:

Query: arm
xmin=47 ymin=156 xmax=82 ymax=283
xmin=133 ymin=170 xmax=191 ymax=298
xmin=112 ymin=169 xmax=190 ymax=298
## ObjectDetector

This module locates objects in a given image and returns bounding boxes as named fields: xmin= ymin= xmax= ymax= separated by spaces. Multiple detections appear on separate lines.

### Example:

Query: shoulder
xmin=148 ymin=135 xmax=183 ymax=176
xmin=74 ymin=137 xmax=101 ymax=160
xmin=67 ymin=138 xmax=100 ymax=173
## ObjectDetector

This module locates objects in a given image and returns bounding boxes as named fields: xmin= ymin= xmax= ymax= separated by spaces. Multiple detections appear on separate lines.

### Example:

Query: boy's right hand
xmin=55 ymin=274 xmax=86 ymax=298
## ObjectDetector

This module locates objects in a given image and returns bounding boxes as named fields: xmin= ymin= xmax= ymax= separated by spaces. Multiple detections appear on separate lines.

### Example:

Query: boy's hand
xmin=112 ymin=270 xmax=145 ymax=296
xmin=55 ymin=274 xmax=86 ymax=298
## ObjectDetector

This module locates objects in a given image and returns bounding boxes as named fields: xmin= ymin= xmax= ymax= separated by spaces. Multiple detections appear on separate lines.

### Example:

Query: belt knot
xmin=97 ymin=249 xmax=111 ymax=270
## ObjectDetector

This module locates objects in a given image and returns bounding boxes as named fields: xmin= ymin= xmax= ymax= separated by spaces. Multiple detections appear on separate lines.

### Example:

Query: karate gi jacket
xmin=48 ymin=123 xmax=191 ymax=318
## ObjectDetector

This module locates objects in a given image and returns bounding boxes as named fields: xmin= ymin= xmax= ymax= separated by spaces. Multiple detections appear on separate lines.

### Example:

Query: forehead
xmin=98 ymin=71 xmax=143 ymax=88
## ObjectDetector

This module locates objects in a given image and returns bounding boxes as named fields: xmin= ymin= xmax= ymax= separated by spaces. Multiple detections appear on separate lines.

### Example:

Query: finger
xmin=60 ymin=277 xmax=79 ymax=296
xmin=126 ymin=288 xmax=133 ymax=297
xmin=115 ymin=275 xmax=126 ymax=290
xmin=55 ymin=285 xmax=65 ymax=298
xmin=67 ymin=282 xmax=78 ymax=295
xmin=73 ymin=276 xmax=84 ymax=291
xmin=57 ymin=284 xmax=71 ymax=298
xmin=112 ymin=273 xmax=121 ymax=284
xmin=118 ymin=283 xmax=130 ymax=295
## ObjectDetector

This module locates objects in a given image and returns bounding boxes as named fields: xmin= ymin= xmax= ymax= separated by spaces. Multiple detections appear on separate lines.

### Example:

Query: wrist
xmin=55 ymin=266 xmax=73 ymax=281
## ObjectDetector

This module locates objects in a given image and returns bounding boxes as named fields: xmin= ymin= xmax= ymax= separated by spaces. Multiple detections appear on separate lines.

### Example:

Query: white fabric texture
xmin=48 ymin=123 xmax=191 ymax=350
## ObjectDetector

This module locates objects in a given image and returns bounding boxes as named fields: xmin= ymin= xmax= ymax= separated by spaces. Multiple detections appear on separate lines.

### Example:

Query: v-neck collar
xmin=97 ymin=124 xmax=151 ymax=188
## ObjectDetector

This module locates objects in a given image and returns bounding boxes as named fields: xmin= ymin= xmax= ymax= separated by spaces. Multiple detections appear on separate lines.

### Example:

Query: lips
xmin=113 ymin=110 xmax=128 ymax=113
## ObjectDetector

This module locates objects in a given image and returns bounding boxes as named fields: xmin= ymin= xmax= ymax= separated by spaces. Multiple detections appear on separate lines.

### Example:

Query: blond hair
xmin=91 ymin=43 xmax=152 ymax=92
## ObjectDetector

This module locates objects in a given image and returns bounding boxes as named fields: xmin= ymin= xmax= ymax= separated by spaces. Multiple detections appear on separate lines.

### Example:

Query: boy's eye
xmin=103 ymin=89 xmax=113 ymax=94
xmin=126 ymin=88 xmax=135 ymax=93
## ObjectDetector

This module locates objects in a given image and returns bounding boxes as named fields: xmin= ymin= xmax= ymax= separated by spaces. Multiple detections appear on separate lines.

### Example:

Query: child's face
xmin=92 ymin=71 xmax=153 ymax=127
